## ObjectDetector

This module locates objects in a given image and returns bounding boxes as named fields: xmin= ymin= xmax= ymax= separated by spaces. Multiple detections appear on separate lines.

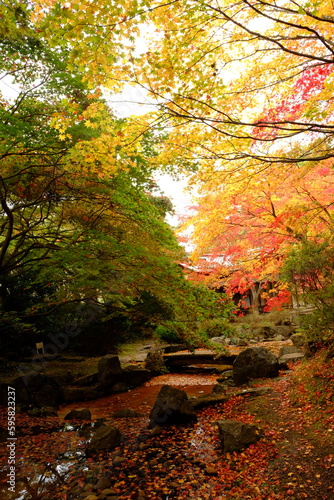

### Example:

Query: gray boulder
xmin=237 ymin=339 xmax=248 ymax=347
xmin=211 ymin=383 xmax=227 ymax=395
xmin=149 ymin=385 xmax=197 ymax=427
xmin=71 ymin=373 xmax=98 ymax=387
xmin=95 ymin=476 xmax=112 ymax=490
xmin=210 ymin=336 xmax=227 ymax=345
xmin=64 ymin=408 xmax=91 ymax=420
xmin=190 ymin=394 xmax=228 ymax=410
xmin=145 ymin=351 xmax=166 ymax=374
xmin=290 ymin=333 xmax=307 ymax=348
xmin=273 ymin=325 xmax=295 ymax=339
xmin=98 ymin=355 xmax=123 ymax=389
xmin=122 ymin=366 xmax=152 ymax=387
xmin=278 ymin=344 xmax=305 ymax=368
xmin=233 ymin=347 xmax=279 ymax=385
xmin=8 ymin=373 xmax=62 ymax=408
xmin=217 ymin=370 xmax=233 ymax=383
xmin=278 ymin=345 xmax=304 ymax=357
xmin=279 ymin=352 xmax=304 ymax=368
xmin=87 ymin=425 xmax=121 ymax=453
xmin=216 ymin=370 xmax=234 ymax=388
xmin=254 ymin=326 xmax=277 ymax=339
xmin=217 ymin=420 xmax=263 ymax=452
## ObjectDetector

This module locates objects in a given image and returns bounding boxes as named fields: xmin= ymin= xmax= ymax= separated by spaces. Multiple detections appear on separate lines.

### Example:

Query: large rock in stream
xmin=87 ymin=425 xmax=121 ymax=454
xmin=98 ymin=355 xmax=123 ymax=391
xmin=233 ymin=346 xmax=279 ymax=385
xmin=4 ymin=373 xmax=63 ymax=408
xmin=122 ymin=365 xmax=152 ymax=387
xmin=216 ymin=420 xmax=263 ymax=452
xmin=149 ymin=385 xmax=197 ymax=427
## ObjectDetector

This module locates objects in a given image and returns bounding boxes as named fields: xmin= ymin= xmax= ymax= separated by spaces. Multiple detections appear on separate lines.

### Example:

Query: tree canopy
xmin=0 ymin=1 xmax=235 ymax=353
xmin=2 ymin=0 xmax=334 ymax=347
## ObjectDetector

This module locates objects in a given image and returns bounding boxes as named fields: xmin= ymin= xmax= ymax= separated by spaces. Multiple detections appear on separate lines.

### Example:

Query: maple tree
xmin=179 ymin=158 xmax=334 ymax=310
xmin=3 ymin=0 xmax=334 ymax=341
xmin=121 ymin=0 xmax=334 ymax=316
xmin=0 ymin=1 xmax=235 ymax=353
xmin=16 ymin=0 xmax=334 ymax=168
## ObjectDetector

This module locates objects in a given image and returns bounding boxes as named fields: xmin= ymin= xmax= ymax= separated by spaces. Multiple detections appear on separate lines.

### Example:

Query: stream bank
xmin=1 ymin=339 xmax=332 ymax=500
xmin=3 ymin=364 xmax=333 ymax=500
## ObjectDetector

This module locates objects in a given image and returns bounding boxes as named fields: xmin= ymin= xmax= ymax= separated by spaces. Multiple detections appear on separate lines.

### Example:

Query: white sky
xmin=0 ymin=73 xmax=192 ymax=226
xmin=107 ymin=85 xmax=194 ymax=226
xmin=153 ymin=173 xmax=194 ymax=227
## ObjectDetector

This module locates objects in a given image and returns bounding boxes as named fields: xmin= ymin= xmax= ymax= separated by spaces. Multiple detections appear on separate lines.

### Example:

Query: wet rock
xmin=211 ymin=383 xmax=227 ymax=395
xmin=278 ymin=345 xmax=304 ymax=367
xmin=279 ymin=352 xmax=304 ymax=368
xmin=237 ymin=339 xmax=248 ymax=347
xmin=139 ymin=442 xmax=150 ymax=450
xmin=95 ymin=476 xmax=111 ymax=490
xmin=163 ymin=344 xmax=188 ymax=353
xmin=101 ymin=490 xmax=117 ymax=496
xmin=98 ymin=355 xmax=123 ymax=390
xmin=87 ymin=425 xmax=121 ymax=453
xmin=290 ymin=333 xmax=307 ymax=348
xmin=145 ymin=351 xmax=166 ymax=374
xmin=122 ymin=366 xmax=152 ymax=387
xmin=210 ymin=336 xmax=227 ymax=345
xmin=113 ymin=456 xmax=126 ymax=466
xmin=94 ymin=418 xmax=106 ymax=429
xmin=149 ymin=385 xmax=197 ymax=427
xmin=272 ymin=325 xmax=295 ymax=338
xmin=216 ymin=370 xmax=233 ymax=383
xmin=233 ymin=347 xmax=279 ymax=385
xmin=149 ymin=424 xmax=162 ymax=436
xmin=7 ymin=373 xmax=62 ymax=408
xmin=71 ymin=373 xmax=99 ymax=387
xmin=216 ymin=419 xmax=263 ymax=452
xmin=190 ymin=394 xmax=228 ymax=410
xmin=279 ymin=345 xmax=304 ymax=357
xmin=64 ymin=408 xmax=91 ymax=420
xmin=253 ymin=326 xmax=278 ymax=339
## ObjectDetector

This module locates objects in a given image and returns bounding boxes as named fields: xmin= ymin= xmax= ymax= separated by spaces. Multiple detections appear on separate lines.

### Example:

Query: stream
xmin=58 ymin=373 xmax=219 ymax=419
xmin=1 ymin=372 xmax=224 ymax=500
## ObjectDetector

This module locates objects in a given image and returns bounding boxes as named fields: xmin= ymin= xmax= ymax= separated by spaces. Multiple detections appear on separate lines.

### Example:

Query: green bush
xmin=282 ymin=239 xmax=334 ymax=342
xmin=154 ymin=324 xmax=184 ymax=344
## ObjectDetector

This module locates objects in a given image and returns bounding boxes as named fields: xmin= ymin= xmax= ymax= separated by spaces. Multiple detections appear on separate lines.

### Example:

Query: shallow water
xmin=57 ymin=372 xmax=219 ymax=420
